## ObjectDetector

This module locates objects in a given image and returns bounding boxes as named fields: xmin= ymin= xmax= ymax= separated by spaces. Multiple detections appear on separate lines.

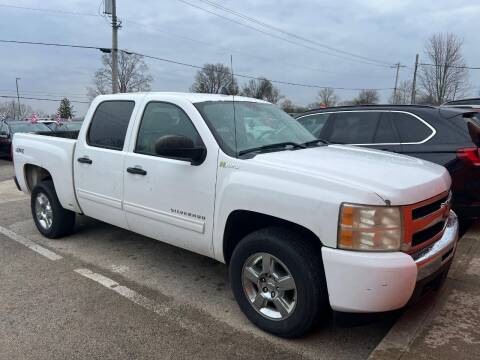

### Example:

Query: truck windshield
xmin=195 ymin=101 xmax=316 ymax=157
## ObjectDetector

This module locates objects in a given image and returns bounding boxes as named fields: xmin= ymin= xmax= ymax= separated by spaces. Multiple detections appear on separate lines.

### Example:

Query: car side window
xmin=391 ymin=113 xmax=432 ymax=143
xmin=88 ymin=101 xmax=135 ymax=150
xmin=297 ymin=113 xmax=330 ymax=137
xmin=328 ymin=112 xmax=380 ymax=144
xmin=135 ymin=102 xmax=202 ymax=156
xmin=373 ymin=114 xmax=398 ymax=143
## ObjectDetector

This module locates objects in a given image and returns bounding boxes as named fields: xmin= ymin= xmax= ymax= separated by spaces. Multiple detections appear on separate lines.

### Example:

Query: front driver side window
xmin=135 ymin=102 xmax=202 ymax=156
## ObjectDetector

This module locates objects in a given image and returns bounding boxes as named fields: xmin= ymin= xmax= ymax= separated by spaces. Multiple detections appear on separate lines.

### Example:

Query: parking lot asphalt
xmin=0 ymin=159 xmax=13 ymax=182
xmin=0 ymin=161 xmax=397 ymax=359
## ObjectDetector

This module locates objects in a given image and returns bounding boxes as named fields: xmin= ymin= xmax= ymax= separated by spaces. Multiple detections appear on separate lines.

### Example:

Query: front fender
xmin=212 ymin=161 xmax=384 ymax=262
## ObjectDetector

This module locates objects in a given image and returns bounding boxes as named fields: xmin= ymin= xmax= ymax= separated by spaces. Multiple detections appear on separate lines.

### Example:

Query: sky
xmin=0 ymin=0 xmax=479 ymax=116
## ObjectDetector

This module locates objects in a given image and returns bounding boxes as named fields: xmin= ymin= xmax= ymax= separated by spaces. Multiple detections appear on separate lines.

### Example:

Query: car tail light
xmin=457 ymin=147 xmax=480 ymax=166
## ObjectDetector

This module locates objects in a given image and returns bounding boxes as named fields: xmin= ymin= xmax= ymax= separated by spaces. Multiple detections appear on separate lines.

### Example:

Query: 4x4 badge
xmin=219 ymin=161 xmax=239 ymax=169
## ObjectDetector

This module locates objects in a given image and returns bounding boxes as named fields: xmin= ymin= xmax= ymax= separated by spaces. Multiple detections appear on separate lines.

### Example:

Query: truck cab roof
xmin=95 ymin=92 xmax=270 ymax=105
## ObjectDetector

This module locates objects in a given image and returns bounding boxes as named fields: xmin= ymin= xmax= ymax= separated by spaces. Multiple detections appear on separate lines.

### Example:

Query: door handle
xmin=127 ymin=167 xmax=147 ymax=175
xmin=77 ymin=157 xmax=92 ymax=164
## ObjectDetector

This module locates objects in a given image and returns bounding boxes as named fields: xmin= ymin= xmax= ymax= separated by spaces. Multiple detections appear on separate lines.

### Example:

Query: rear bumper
xmin=322 ymin=211 xmax=458 ymax=313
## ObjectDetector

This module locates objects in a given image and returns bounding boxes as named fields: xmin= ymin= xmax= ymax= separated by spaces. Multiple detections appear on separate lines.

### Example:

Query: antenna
xmin=230 ymin=54 xmax=239 ymax=157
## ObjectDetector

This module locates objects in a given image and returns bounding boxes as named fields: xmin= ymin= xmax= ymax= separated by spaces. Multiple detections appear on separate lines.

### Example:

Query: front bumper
xmin=322 ymin=210 xmax=458 ymax=313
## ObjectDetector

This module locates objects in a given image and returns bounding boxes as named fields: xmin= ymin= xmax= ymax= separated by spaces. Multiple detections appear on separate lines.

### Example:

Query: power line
xmin=195 ymin=0 xmax=392 ymax=67
xmin=0 ymin=39 xmax=103 ymax=51
xmin=0 ymin=2 xmax=395 ymax=77
xmin=137 ymin=50 xmax=392 ymax=90
xmin=122 ymin=18 xmax=393 ymax=79
xmin=0 ymin=3 xmax=98 ymax=17
xmin=419 ymin=63 xmax=480 ymax=70
xmin=175 ymin=0 xmax=392 ymax=68
xmin=0 ymin=39 xmax=394 ymax=91
xmin=0 ymin=95 xmax=90 ymax=104
xmin=0 ymin=91 xmax=89 ymax=100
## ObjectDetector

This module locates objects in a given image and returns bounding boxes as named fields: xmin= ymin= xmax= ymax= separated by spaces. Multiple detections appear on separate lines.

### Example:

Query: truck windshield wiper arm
xmin=300 ymin=139 xmax=330 ymax=147
xmin=238 ymin=141 xmax=306 ymax=156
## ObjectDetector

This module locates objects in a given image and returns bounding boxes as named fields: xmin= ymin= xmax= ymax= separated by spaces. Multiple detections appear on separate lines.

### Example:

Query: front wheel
xmin=230 ymin=227 xmax=329 ymax=338
xmin=31 ymin=180 xmax=76 ymax=238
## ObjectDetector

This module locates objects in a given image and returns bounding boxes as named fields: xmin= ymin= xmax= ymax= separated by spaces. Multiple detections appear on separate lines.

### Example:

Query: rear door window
xmin=297 ymin=113 xmax=330 ymax=137
xmin=88 ymin=101 xmax=135 ymax=150
xmin=391 ymin=112 xmax=432 ymax=143
xmin=373 ymin=114 xmax=399 ymax=143
xmin=328 ymin=112 xmax=380 ymax=144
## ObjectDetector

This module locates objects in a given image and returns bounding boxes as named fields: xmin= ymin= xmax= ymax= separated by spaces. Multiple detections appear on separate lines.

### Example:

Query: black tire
xmin=230 ymin=226 xmax=328 ymax=338
xmin=31 ymin=180 xmax=76 ymax=239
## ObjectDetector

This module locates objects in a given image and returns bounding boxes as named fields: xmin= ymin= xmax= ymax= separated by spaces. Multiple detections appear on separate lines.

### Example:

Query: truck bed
xmin=36 ymin=131 xmax=79 ymax=139
xmin=12 ymin=132 xmax=81 ymax=213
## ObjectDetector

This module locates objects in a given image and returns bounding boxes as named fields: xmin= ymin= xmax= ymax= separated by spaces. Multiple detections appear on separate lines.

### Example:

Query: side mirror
xmin=155 ymin=135 xmax=206 ymax=165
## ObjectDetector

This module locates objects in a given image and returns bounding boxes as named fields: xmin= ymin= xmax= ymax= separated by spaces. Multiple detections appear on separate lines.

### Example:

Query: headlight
xmin=338 ymin=203 xmax=403 ymax=251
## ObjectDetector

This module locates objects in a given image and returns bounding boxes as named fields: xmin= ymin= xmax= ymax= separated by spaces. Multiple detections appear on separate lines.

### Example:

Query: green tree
xmin=57 ymin=98 xmax=74 ymax=119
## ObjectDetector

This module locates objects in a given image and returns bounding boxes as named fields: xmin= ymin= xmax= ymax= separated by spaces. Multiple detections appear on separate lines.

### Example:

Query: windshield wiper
xmin=301 ymin=139 xmax=330 ymax=147
xmin=238 ymin=141 xmax=306 ymax=156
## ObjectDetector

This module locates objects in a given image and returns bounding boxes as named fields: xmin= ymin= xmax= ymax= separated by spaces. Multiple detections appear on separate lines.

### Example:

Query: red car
xmin=0 ymin=121 xmax=52 ymax=160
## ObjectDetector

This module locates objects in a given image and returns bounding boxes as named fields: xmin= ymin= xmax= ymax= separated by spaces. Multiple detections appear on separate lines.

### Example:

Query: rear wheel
xmin=230 ymin=226 xmax=328 ymax=338
xmin=31 ymin=180 xmax=75 ymax=238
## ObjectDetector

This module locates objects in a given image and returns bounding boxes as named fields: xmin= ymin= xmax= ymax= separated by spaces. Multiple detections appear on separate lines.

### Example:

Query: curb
xmin=367 ymin=286 xmax=446 ymax=360
xmin=368 ymin=224 xmax=480 ymax=360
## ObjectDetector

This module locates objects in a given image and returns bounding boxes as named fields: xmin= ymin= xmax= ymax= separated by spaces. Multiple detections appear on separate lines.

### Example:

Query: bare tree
xmin=280 ymin=99 xmax=307 ymax=114
xmin=353 ymin=89 xmax=379 ymax=105
xmin=419 ymin=33 xmax=469 ymax=105
xmin=389 ymin=80 xmax=412 ymax=104
xmin=316 ymin=87 xmax=339 ymax=107
xmin=0 ymin=100 xmax=34 ymax=120
xmin=190 ymin=63 xmax=238 ymax=94
xmin=241 ymin=77 xmax=282 ymax=103
xmin=88 ymin=52 xmax=153 ymax=98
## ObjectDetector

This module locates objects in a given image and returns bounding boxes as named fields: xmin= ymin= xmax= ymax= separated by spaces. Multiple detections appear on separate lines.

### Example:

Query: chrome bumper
xmin=412 ymin=211 xmax=458 ymax=281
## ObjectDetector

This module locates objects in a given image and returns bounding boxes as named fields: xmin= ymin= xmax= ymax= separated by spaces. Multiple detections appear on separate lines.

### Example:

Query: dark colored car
xmin=295 ymin=105 xmax=480 ymax=219
xmin=442 ymin=98 xmax=480 ymax=110
xmin=0 ymin=121 xmax=52 ymax=159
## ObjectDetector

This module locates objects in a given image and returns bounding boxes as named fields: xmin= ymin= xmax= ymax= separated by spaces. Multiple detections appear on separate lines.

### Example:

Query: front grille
xmin=412 ymin=195 xmax=449 ymax=220
xmin=412 ymin=221 xmax=445 ymax=247
xmin=403 ymin=191 xmax=451 ymax=253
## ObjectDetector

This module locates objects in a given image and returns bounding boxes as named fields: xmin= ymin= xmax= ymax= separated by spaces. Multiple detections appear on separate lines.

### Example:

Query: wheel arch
xmin=24 ymin=164 xmax=53 ymax=193
xmin=223 ymin=210 xmax=323 ymax=264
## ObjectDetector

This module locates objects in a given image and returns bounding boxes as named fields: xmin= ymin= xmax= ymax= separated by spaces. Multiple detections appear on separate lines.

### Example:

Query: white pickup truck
xmin=13 ymin=93 xmax=458 ymax=338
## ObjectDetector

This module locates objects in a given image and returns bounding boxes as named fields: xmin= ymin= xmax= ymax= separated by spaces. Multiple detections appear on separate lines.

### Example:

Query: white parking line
xmin=0 ymin=225 xmax=62 ymax=261
xmin=74 ymin=268 xmax=171 ymax=317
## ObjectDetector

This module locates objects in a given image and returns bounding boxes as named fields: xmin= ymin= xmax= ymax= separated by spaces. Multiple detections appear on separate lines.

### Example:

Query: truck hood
xmin=252 ymin=145 xmax=450 ymax=205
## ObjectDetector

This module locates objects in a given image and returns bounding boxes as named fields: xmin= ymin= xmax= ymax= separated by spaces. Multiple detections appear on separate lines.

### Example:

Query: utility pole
xmin=411 ymin=54 xmax=419 ymax=104
xmin=15 ymin=77 xmax=21 ymax=120
xmin=111 ymin=0 xmax=119 ymax=93
xmin=392 ymin=63 xmax=401 ymax=103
